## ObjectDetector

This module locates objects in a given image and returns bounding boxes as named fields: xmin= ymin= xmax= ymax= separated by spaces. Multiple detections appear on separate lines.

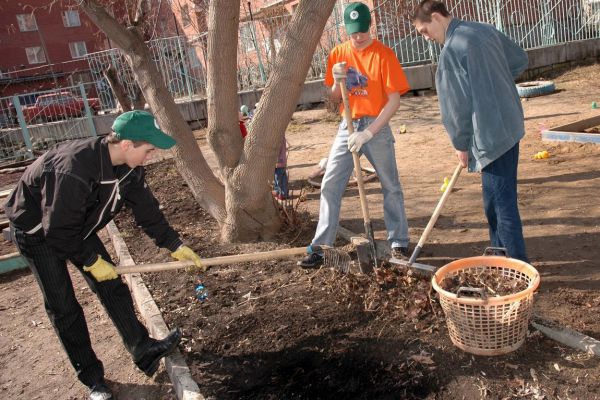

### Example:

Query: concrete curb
xmin=0 ymin=252 xmax=28 ymax=274
xmin=105 ymin=221 xmax=204 ymax=400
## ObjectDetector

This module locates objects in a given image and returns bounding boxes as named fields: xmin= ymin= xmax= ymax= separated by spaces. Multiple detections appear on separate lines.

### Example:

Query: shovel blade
xmin=352 ymin=237 xmax=390 ymax=273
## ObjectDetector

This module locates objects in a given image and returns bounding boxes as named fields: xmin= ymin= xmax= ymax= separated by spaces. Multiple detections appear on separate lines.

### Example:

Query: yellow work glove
xmin=171 ymin=245 xmax=206 ymax=272
xmin=83 ymin=256 xmax=118 ymax=282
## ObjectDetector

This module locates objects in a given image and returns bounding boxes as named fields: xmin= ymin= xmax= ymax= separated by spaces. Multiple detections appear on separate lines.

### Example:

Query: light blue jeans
xmin=311 ymin=116 xmax=409 ymax=248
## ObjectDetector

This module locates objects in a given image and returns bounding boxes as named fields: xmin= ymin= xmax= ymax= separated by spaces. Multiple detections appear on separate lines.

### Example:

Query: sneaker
xmin=297 ymin=252 xmax=324 ymax=268
xmin=391 ymin=246 xmax=410 ymax=260
xmin=89 ymin=381 xmax=113 ymax=400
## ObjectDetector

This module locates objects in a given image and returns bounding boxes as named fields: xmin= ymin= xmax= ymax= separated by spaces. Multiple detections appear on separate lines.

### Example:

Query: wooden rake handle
xmin=116 ymin=246 xmax=311 ymax=274
xmin=408 ymin=163 xmax=463 ymax=265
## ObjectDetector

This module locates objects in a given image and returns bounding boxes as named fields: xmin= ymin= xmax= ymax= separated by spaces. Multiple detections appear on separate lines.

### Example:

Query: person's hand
xmin=171 ymin=245 xmax=206 ymax=272
xmin=456 ymin=150 xmax=468 ymax=168
xmin=332 ymin=62 xmax=347 ymax=83
xmin=83 ymin=256 xmax=118 ymax=282
xmin=346 ymin=68 xmax=366 ymax=91
xmin=348 ymin=129 xmax=374 ymax=153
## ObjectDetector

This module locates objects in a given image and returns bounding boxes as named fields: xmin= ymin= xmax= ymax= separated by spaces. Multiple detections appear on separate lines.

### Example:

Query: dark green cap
xmin=111 ymin=110 xmax=176 ymax=149
xmin=344 ymin=2 xmax=371 ymax=34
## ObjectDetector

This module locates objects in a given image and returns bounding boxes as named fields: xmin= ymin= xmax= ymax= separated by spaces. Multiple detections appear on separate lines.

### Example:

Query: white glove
xmin=318 ymin=157 xmax=328 ymax=170
xmin=332 ymin=62 xmax=347 ymax=83
xmin=348 ymin=129 xmax=373 ymax=153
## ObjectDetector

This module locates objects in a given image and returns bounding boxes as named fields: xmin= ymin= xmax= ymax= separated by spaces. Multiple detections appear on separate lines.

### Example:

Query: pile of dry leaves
xmin=316 ymin=263 xmax=440 ymax=329
xmin=440 ymin=268 xmax=529 ymax=297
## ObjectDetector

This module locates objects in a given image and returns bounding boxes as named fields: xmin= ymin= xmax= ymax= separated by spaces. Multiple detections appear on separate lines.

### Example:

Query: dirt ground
xmin=1 ymin=62 xmax=600 ymax=399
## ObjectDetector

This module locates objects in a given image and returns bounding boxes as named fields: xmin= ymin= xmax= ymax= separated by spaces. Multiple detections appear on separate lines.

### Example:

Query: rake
xmin=116 ymin=245 xmax=352 ymax=274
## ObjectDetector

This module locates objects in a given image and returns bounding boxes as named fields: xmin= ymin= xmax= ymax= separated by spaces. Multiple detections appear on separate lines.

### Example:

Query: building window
xmin=17 ymin=14 xmax=38 ymax=32
xmin=69 ymin=41 xmax=88 ymax=58
xmin=25 ymin=47 xmax=46 ymax=64
xmin=62 ymin=10 xmax=81 ymax=27
xmin=181 ymin=4 xmax=192 ymax=27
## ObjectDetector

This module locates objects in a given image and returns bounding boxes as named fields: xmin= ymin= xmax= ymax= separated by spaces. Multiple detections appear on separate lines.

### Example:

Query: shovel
xmin=390 ymin=163 xmax=463 ymax=274
xmin=339 ymin=69 xmax=389 ymax=273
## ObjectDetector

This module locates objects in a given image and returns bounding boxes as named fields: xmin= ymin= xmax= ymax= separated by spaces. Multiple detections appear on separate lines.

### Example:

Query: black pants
xmin=13 ymin=227 xmax=152 ymax=388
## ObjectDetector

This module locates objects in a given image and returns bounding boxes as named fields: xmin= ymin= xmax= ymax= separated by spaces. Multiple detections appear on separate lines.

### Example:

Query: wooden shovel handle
xmin=116 ymin=246 xmax=311 ymax=274
xmin=339 ymin=73 xmax=371 ymax=224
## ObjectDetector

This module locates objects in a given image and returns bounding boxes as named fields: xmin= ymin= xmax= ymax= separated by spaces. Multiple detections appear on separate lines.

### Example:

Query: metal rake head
xmin=322 ymin=248 xmax=352 ymax=273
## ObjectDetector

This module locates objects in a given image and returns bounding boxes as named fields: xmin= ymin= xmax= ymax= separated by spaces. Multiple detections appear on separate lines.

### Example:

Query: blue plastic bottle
xmin=195 ymin=281 xmax=208 ymax=302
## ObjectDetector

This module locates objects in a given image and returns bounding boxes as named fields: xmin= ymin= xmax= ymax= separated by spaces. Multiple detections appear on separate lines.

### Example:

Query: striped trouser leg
xmin=79 ymin=234 xmax=152 ymax=362
xmin=13 ymin=229 xmax=104 ymax=388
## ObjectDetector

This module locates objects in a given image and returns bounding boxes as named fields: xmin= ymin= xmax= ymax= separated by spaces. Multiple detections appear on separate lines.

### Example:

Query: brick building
xmin=0 ymin=1 xmax=111 ymax=98
xmin=0 ymin=0 xmax=181 ymax=99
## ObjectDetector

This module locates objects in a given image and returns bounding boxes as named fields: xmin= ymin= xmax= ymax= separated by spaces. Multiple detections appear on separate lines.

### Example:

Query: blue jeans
xmin=481 ymin=143 xmax=528 ymax=262
xmin=311 ymin=117 xmax=409 ymax=248
xmin=274 ymin=167 xmax=288 ymax=198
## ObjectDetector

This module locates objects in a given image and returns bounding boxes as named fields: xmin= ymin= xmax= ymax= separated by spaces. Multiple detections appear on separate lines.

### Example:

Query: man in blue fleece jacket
xmin=411 ymin=0 xmax=529 ymax=262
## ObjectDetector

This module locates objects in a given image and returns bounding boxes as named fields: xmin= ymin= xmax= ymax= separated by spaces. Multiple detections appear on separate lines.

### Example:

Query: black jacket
xmin=5 ymin=136 xmax=182 ymax=266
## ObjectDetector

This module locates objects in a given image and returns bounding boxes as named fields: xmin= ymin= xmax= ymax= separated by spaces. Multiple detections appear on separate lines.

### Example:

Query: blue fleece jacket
xmin=436 ymin=18 xmax=529 ymax=171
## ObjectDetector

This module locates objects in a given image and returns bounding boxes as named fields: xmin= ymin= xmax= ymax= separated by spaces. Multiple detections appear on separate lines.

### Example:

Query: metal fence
xmin=83 ymin=0 xmax=600 ymax=110
xmin=237 ymin=0 xmax=600 ymax=81
xmin=87 ymin=36 xmax=208 ymax=111
xmin=0 ymin=84 xmax=97 ymax=165
xmin=375 ymin=0 xmax=600 ymax=65
xmin=3 ymin=1 xmax=597 ymax=165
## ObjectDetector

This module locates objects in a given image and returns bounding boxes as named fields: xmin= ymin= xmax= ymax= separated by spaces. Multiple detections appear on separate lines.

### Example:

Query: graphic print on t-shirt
xmin=347 ymin=66 xmax=368 ymax=97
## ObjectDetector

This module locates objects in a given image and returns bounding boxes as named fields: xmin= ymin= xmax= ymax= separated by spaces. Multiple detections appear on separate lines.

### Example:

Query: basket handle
xmin=456 ymin=286 xmax=488 ymax=300
xmin=482 ymin=247 xmax=509 ymax=257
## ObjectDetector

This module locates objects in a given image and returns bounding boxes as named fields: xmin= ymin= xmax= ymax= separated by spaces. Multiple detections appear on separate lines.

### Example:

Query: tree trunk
xmin=206 ymin=0 xmax=243 ymax=170
xmin=206 ymin=0 xmax=267 ymax=241
xmin=103 ymin=67 xmax=129 ymax=112
xmin=81 ymin=0 xmax=336 ymax=242
xmin=80 ymin=0 xmax=227 ymax=224
xmin=104 ymin=66 xmax=146 ymax=111
xmin=220 ymin=0 xmax=337 ymax=241
xmin=266 ymin=24 xmax=277 ymax=65
xmin=131 ymin=84 xmax=146 ymax=110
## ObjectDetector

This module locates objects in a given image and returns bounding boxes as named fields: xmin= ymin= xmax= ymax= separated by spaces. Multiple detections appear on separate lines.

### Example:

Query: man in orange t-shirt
xmin=299 ymin=2 xmax=411 ymax=268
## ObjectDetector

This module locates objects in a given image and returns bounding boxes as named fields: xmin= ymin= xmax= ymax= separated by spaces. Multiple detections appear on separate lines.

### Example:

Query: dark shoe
xmin=136 ymin=328 xmax=182 ymax=377
xmin=391 ymin=246 xmax=410 ymax=260
xmin=297 ymin=252 xmax=324 ymax=268
xmin=89 ymin=382 xmax=113 ymax=400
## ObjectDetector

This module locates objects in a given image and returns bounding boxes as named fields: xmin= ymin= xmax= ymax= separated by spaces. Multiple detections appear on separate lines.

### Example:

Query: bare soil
xmin=1 ymin=63 xmax=600 ymax=399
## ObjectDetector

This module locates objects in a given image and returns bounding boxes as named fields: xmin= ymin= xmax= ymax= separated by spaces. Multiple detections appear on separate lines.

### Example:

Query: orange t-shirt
xmin=324 ymin=39 xmax=410 ymax=119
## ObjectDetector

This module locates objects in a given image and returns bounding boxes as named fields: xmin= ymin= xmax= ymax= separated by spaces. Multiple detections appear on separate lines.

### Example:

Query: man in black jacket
xmin=5 ymin=110 xmax=204 ymax=400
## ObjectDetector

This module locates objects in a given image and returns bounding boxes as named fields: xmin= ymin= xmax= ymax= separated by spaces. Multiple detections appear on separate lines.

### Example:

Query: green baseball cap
xmin=111 ymin=110 xmax=176 ymax=149
xmin=344 ymin=2 xmax=371 ymax=34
